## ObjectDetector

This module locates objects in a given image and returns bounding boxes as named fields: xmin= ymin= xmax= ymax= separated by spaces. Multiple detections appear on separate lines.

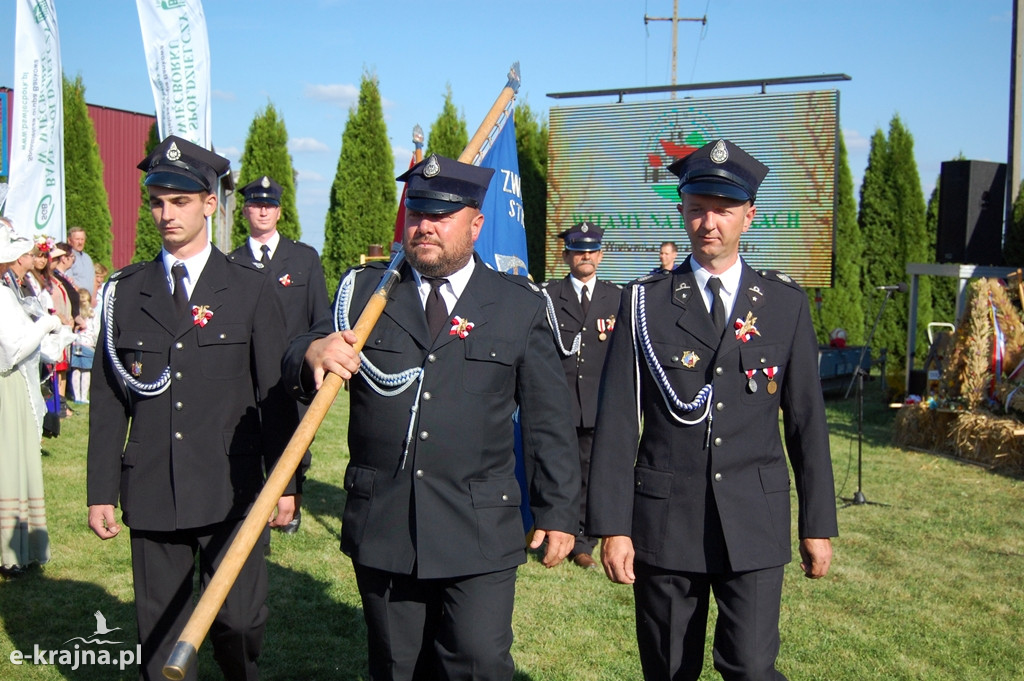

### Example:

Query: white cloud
xmin=217 ymin=146 xmax=241 ymax=161
xmin=304 ymin=83 xmax=359 ymax=108
xmin=841 ymin=128 xmax=870 ymax=152
xmin=212 ymin=89 xmax=236 ymax=102
xmin=296 ymin=168 xmax=326 ymax=182
xmin=290 ymin=137 xmax=330 ymax=153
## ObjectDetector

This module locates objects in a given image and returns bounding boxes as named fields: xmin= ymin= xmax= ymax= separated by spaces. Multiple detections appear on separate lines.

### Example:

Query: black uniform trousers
xmin=634 ymin=562 xmax=786 ymax=681
xmin=353 ymin=564 xmax=517 ymax=681
xmin=572 ymin=427 xmax=597 ymax=556
xmin=130 ymin=522 xmax=270 ymax=681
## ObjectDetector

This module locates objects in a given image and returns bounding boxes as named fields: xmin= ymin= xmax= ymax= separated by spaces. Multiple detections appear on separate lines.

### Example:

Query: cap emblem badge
xmin=424 ymin=155 xmax=441 ymax=178
xmin=261 ymin=176 xmax=270 ymax=188
xmin=166 ymin=142 xmax=181 ymax=162
xmin=581 ymin=223 xmax=589 ymax=233
xmin=710 ymin=140 xmax=729 ymax=164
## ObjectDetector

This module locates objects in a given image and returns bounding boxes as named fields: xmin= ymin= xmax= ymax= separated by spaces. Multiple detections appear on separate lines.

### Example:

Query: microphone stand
xmin=840 ymin=288 xmax=893 ymax=508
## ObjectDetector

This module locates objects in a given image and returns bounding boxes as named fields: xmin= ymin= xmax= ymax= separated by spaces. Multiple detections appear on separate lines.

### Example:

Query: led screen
xmin=546 ymin=90 xmax=838 ymax=287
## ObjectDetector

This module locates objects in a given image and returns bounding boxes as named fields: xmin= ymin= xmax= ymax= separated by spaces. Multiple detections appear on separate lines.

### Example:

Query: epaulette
xmin=597 ymin=279 xmax=624 ymax=290
xmin=289 ymin=239 xmax=321 ymax=257
xmin=631 ymin=270 xmax=668 ymax=286
xmin=498 ymin=271 xmax=543 ymax=296
xmin=226 ymin=252 xmax=264 ymax=272
xmin=108 ymin=261 xmax=147 ymax=281
xmin=758 ymin=269 xmax=804 ymax=291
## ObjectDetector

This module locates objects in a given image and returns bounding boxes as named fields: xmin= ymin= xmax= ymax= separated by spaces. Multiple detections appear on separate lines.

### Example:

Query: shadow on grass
xmin=261 ymin=561 xmax=366 ymax=681
xmin=0 ymin=570 xmax=137 ymax=680
xmin=298 ymin=478 xmax=346 ymax=540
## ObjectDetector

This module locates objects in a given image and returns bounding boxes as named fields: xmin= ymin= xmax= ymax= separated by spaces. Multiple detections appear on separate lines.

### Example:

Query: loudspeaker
xmin=936 ymin=160 xmax=1006 ymax=265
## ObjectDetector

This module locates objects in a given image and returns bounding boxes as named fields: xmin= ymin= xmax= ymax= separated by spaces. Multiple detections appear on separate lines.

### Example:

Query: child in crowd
xmin=70 ymin=288 xmax=99 ymax=403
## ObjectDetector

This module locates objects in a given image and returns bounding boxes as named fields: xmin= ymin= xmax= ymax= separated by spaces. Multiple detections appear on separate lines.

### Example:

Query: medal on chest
xmin=596 ymin=315 xmax=615 ymax=341
xmin=763 ymin=366 xmax=778 ymax=394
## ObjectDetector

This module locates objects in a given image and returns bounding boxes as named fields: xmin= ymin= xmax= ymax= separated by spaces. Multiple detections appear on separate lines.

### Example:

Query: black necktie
xmin=172 ymin=261 xmax=189 ymax=317
xmin=707 ymin=277 xmax=725 ymax=334
xmin=424 ymin=277 xmax=450 ymax=340
xmin=260 ymin=244 xmax=272 ymax=269
xmin=580 ymin=285 xmax=591 ymax=318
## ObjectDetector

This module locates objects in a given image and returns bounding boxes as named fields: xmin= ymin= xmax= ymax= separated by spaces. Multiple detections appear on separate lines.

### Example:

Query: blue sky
xmin=0 ymin=0 xmax=1018 ymax=253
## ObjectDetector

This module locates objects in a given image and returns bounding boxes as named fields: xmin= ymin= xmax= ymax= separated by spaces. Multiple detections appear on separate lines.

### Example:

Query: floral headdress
xmin=34 ymin=235 xmax=55 ymax=254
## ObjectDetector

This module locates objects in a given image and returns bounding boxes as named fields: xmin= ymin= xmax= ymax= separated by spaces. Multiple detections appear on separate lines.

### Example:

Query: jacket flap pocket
xmin=739 ymin=343 xmax=785 ymax=372
xmin=634 ymin=466 xmax=673 ymax=499
xmin=344 ymin=465 xmax=376 ymax=499
xmin=115 ymin=330 xmax=166 ymax=353
xmin=197 ymin=323 xmax=248 ymax=347
xmin=464 ymin=338 xmax=515 ymax=366
xmin=759 ymin=464 xmax=791 ymax=493
xmin=470 ymin=478 xmax=522 ymax=508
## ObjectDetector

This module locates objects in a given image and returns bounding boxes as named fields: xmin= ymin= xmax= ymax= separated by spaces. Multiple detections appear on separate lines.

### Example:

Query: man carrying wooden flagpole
xmin=162 ymin=63 xmax=578 ymax=681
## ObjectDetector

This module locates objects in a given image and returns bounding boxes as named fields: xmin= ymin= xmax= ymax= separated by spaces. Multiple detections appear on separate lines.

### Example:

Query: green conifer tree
xmin=426 ymin=84 xmax=468 ymax=159
xmin=132 ymin=122 xmax=163 ymax=263
xmin=515 ymin=100 xmax=548 ymax=282
xmin=63 ymin=74 xmax=113 ymax=269
xmin=231 ymin=102 xmax=300 ymax=248
xmin=321 ymin=71 xmax=395 ymax=289
xmin=888 ymin=115 xmax=932 ymax=364
xmin=811 ymin=133 xmax=865 ymax=344
xmin=858 ymin=128 xmax=900 ymax=365
xmin=859 ymin=116 xmax=931 ymax=372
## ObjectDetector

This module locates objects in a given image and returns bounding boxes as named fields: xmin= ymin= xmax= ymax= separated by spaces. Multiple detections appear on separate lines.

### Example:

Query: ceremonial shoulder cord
xmin=632 ymin=283 xmax=713 ymax=426
xmin=334 ymin=268 xmax=424 ymax=469
xmin=540 ymin=288 xmax=582 ymax=357
xmin=102 ymin=279 xmax=172 ymax=397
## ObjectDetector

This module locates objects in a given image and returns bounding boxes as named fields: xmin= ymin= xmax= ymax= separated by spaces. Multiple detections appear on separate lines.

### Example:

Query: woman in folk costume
xmin=0 ymin=223 xmax=63 ymax=576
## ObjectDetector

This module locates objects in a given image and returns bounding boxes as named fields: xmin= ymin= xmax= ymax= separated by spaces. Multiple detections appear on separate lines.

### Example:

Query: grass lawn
xmin=1 ymin=389 xmax=1022 ymax=680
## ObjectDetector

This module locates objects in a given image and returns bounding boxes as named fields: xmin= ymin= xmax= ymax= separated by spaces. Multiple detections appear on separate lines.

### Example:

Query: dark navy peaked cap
xmin=241 ymin=175 xmax=283 ymax=205
xmin=397 ymin=154 xmax=495 ymax=214
xmin=138 ymin=135 xmax=231 ymax=193
xmin=667 ymin=139 xmax=769 ymax=202
xmin=558 ymin=222 xmax=604 ymax=252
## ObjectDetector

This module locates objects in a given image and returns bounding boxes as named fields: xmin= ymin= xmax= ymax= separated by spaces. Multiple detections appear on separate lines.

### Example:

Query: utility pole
xmin=1007 ymin=0 xmax=1022 ymax=234
xmin=644 ymin=0 xmax=707 ymax=98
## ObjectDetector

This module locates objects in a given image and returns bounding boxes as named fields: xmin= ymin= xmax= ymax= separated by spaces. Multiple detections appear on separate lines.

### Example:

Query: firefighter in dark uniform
xmin=283 ymin=154 xmax=580 ymax=681
xmin=587 ymin=139 xmax=838 ymax=681
xmin=540 ymin=222 xmax=621 ymax=569
xmin=230 ymin=175 xmax=331 ymax=533
xmin=86 ymin=136 xmax=300 ymax=681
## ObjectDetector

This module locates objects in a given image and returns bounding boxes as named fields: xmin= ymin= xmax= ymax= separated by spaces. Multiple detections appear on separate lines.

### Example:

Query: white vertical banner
xmin=136 ymin=0 xmax=212 ymax=148
xmin=6 ymin=0 xmax=65 ymax=241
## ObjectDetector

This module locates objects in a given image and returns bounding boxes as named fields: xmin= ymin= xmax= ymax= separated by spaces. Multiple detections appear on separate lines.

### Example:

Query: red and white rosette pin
xmin=449 ymin=316 xmax=474 ymax=339
xmin=734 ymin=311 xmax=760 ymax=343
xmin=192 ymin=305 xmax=213 ymax=327
xmin=278 ymin=273 xmax=293 ymax=287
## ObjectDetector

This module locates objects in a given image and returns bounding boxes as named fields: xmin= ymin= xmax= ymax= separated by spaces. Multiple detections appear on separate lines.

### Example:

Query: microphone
xmin=876 ymin=283 xmax=909 ymax=292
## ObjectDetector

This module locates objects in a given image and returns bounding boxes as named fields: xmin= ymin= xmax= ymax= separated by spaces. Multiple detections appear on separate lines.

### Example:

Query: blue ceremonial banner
xmin=477 ymin=115 xmax=527 ymax=275
xmin=475 ymin=114 xmax=533 ymax=532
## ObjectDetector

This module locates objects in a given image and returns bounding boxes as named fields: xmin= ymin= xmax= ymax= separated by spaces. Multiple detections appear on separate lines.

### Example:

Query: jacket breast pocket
xmin=462 ymin=337 xmax=515 ymax=395
xmin=631 ymin=465 xmax=674 ymax=555
xmin=739 ymin=343 xmax=787 ymax=404
xmin=115 ymin=330 xmax=169 ymax=384
xmin=197 ymin=323 xmax=249 ymax=380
